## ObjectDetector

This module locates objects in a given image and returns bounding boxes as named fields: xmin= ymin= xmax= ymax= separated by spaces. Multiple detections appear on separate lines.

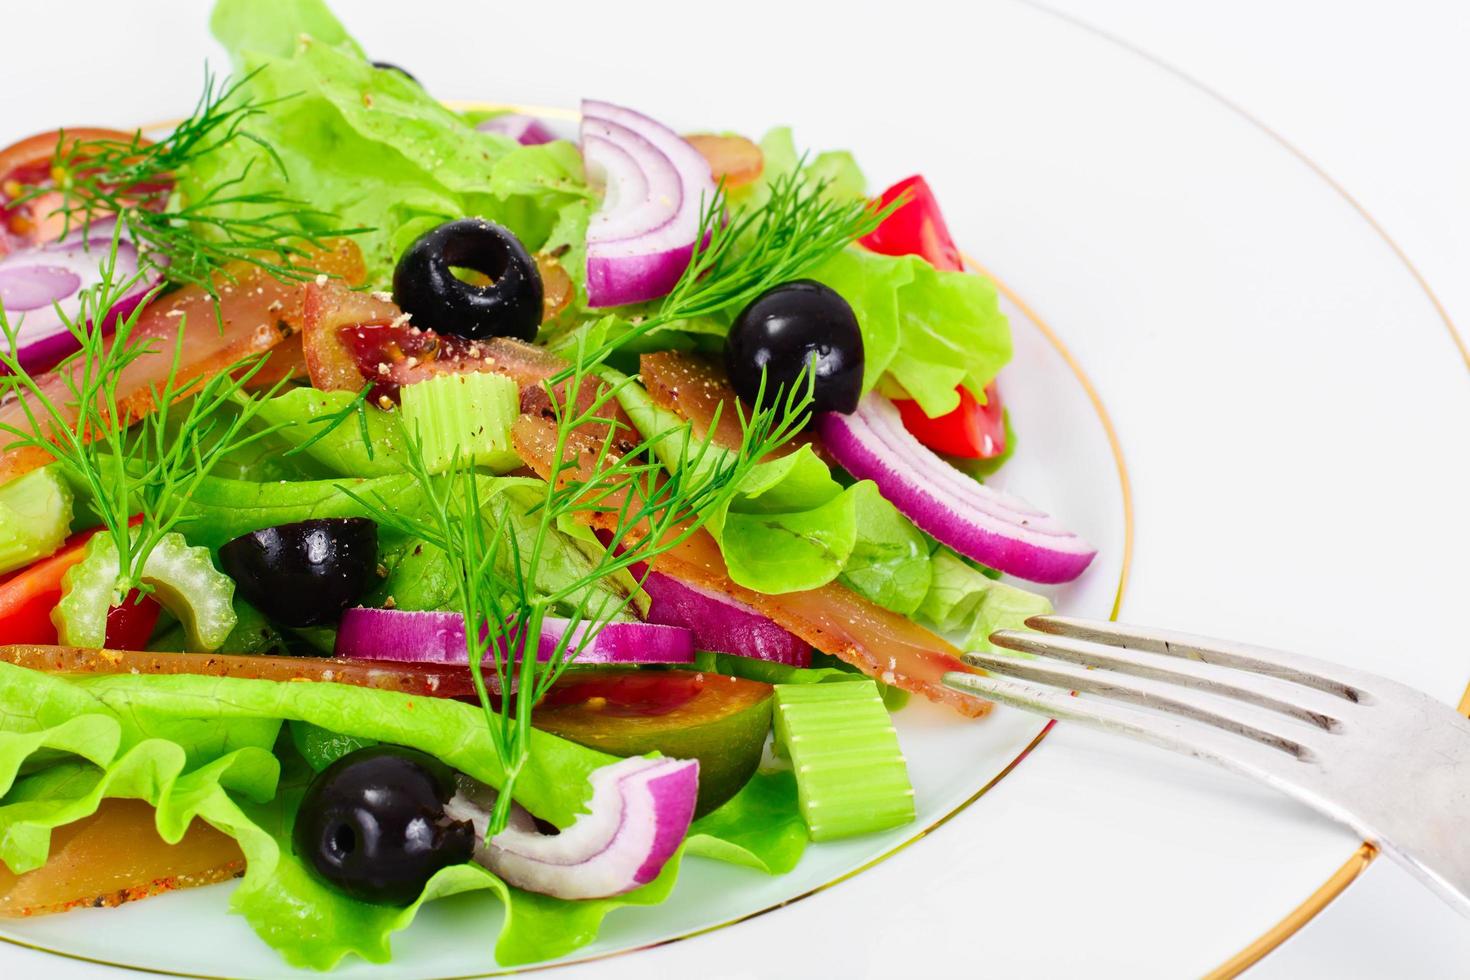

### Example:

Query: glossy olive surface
xmin=392 ymin=218 xmax=544 ymax=341
xmin=293 ymin=745 xmax=475 ymax=906
xmin=725 ymin=279 xmax=865 ymax=415
xmin=219 ymin=518 xmax=378 ymax=628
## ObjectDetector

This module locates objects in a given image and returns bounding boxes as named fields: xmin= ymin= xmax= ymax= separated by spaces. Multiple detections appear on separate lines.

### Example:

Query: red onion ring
xmin=819 ymin=394 xmax=1096 ymax=584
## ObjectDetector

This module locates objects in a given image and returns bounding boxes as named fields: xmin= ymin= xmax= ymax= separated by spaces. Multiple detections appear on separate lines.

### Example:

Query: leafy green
xmin=918 ymin=548 xmax=1053 ymax=653
xmin=617 ymin=372 xmax=936 ymax=600
xmin=72 ymin=672 xmax=608 ymax=825
xmin=685 ymin=770 xmax=808 ymax=874
xmin=811 ymin=247 xmax=1012 ymax=417
xmin=174 ymin=472 xmax=425 ymax=547
xmin=248 ymin=387 xmax=408 ymax=477
xmin=837 ymin=482 xmax=933 ymax=616
xmin=193 ymin=0 xmax=592 ymax=290
xmin=733 ymin=128 xmax=868 ymax=210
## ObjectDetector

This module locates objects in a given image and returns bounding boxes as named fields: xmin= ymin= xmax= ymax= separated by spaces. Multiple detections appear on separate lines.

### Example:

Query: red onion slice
xmin=819 ymin=394 xmax=1097 ymax=584
xmin=0 ymin=221 xmax=161 ymax=375
xmin=579 ymin=99 xmax=715 ymax=308
xmin=449 ymin=755 xmax=699 ymax=899
xmin=334 ymin=607 xmax=694 ymax=675
xmin=640 ymin=569 xmax=811 ymax=667
xmin=583 ymin=120 xmax=681 ymax=244
xmin=475 ymin=112 xmax=557 ymax=146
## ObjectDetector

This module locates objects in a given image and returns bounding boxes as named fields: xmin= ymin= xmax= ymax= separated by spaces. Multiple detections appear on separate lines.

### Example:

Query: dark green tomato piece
xmin=219 ymin=518 xmax=378 ymax=629
xmin=371 ymin=60 xmax=420 ymax=86
xmin=725 ymin=279 xmax=864 ymax=415
xmin=392 ymin=219 xmax=543 ymax=341
xmin=293 ymin=745 xmax=475 ymax=906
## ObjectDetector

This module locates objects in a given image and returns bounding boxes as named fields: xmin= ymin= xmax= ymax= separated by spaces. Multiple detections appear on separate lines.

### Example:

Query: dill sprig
xmin=15 ymin=68 xmax=367 ymax=298
xmin=556 ymin=163 xmax=903 ymax=380
xmin=0 ymin=228 xmax=290 ymax=603
xmin=351 ymin=342 xmax=812 ymax=832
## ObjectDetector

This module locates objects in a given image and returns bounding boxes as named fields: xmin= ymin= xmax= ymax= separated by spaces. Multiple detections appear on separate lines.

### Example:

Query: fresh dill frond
xmin=0 ymin=227 xmax=292 ymax=604
xmin=15 ymin=68 xmax=368 ymax=299
xmin=556 ymin=163 xmax=903 ymax=380
xmin=348 ymin=340 xmax=813 ymax=832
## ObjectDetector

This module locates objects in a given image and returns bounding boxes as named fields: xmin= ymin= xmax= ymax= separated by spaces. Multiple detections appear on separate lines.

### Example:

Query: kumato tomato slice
xmin=533 ymin=668 xmax=774 ymax=818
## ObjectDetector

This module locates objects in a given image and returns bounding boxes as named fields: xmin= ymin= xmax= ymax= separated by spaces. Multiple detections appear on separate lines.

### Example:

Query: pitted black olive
xmin=293 ymin=745 xmax=475 ymax=906
xmin=392 ymin=219 xmax=544 ymax=341
xmin=725 ymin=279 xmax=864 ymax=415
xmin=219 ymin=518 xmax=378 ymax=628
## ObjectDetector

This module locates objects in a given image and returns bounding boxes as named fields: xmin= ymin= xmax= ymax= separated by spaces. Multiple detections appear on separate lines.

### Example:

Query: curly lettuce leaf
xmin=174 ymin=472 xmax=426 ymax=547
xmin=918 ymin=548 xmax=1054 ymax=654
xmin=837 ymin=482 xmax=932 ymax=616
xmin=0 ymin=663 xmax=811 ymax=969
xmin=685 ymin=770 xmax=807 ymax=874
xmin=193 ymin=0 xmax=592 ymax=291
xmin=811 ymin=247 xmax=1012 ymax=417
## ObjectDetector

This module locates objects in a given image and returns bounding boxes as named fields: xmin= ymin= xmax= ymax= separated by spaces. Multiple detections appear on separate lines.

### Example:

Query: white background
xmin=1037 ymin=4 xmax=1470 ymax=974
xmin=3 ymin=1 xmax=1469 ymax=976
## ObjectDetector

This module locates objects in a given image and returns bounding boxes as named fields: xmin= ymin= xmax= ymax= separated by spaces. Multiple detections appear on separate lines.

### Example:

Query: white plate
xmin=1 ymin=1 xmax=1466 ymax=976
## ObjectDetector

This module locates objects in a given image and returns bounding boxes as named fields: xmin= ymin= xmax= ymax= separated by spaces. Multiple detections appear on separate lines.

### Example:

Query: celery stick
xmin=400 ymin=372 xmax=519 ymax=474
xmin=0 ymin=466 xmax=73 ymax=575
xmin=772 ymin=680 xmax=915 ymax=841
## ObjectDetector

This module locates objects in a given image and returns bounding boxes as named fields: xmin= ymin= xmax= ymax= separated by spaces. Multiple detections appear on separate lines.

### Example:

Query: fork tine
xmin=1027 ymin=616 xmax=1370 ymax=703
xmin=942 ymin=671 xmax=1317 ymax=778
xmin=959 ymin=650 xmax=1321 ymax=760
xmin=987 ymin=629 xmax=1347 ymax=730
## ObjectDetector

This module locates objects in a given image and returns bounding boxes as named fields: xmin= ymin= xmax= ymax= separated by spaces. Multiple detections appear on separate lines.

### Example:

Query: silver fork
xmin=941 ymin=615 xmax=1470 ymax=916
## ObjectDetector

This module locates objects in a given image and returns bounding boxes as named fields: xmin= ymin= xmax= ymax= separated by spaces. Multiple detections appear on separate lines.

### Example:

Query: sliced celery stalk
xmin=0 ymin=466 xmax=73 ymax=575
xmin=56 ymin=531 xmax=237 ymax=650
xmin=772 ymin=680 xmax=915 ymax=841
xmin=400 ymin=372 xmax=519 ymax=474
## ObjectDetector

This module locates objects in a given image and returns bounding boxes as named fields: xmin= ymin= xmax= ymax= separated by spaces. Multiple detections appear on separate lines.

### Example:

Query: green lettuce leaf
xmin=613 ymin=373 xmax=858 ymax=593
xmin=248 ymin=388 xmax=409 ymax=478
xmin=917 ymin=548 xmax=1053 ymax=654
xmin=0 ymin=662 xmax=811 ymax=969
xmin=175 ymin=472 xmax=426 ymax=547
xmin=685 ymin=769 xmax=807 ymax=874
xmin=191 ymin=0 xmax=592 ymax=291
xmin=811 ymin=247 xmax=1012 ymax=417
xmin=837 ymin=482 xmax=933 ymax=616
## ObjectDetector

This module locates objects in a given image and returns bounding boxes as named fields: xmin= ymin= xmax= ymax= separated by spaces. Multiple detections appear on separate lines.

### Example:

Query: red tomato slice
xmin=0 ymin=518 xmax=159 ymax=646
xmin=0 ymin=128 xmax=151 ymax=253
xmin=858 ymin=174 xmax=964 ymax=273
xmin=894 ymin=382 xmax=1007 ymax=460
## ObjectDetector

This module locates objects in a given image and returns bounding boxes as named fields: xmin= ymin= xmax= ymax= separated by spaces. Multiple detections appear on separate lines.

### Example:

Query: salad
xmin=0 ymin=0 xmax=1095 ymax=970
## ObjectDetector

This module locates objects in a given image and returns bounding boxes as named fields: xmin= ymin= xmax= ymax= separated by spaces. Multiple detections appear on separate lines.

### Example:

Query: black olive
xmin=725 ymin=279 xmax=864 ymax=415
xmin=371 ymin=60 xmax=420 ymax=86
xmin=293 ymin=745 xmax=475 ymax=906
xmin=219 ymin=518 xmax=378 ymax=628
xmin=392 ymin=219 xmax=543 ymax=342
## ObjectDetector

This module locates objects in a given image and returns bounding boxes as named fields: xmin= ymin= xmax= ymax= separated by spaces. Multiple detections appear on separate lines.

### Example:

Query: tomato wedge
xmin=894 ymin=382 xmax=1007 ymax=460
xmin=858 ymin=174 xmax=963 ymax=273
xmin=0 ymin=127 xmax=146 ymax=253
xmin=0 ymin=519 xmax=158 ymax=647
